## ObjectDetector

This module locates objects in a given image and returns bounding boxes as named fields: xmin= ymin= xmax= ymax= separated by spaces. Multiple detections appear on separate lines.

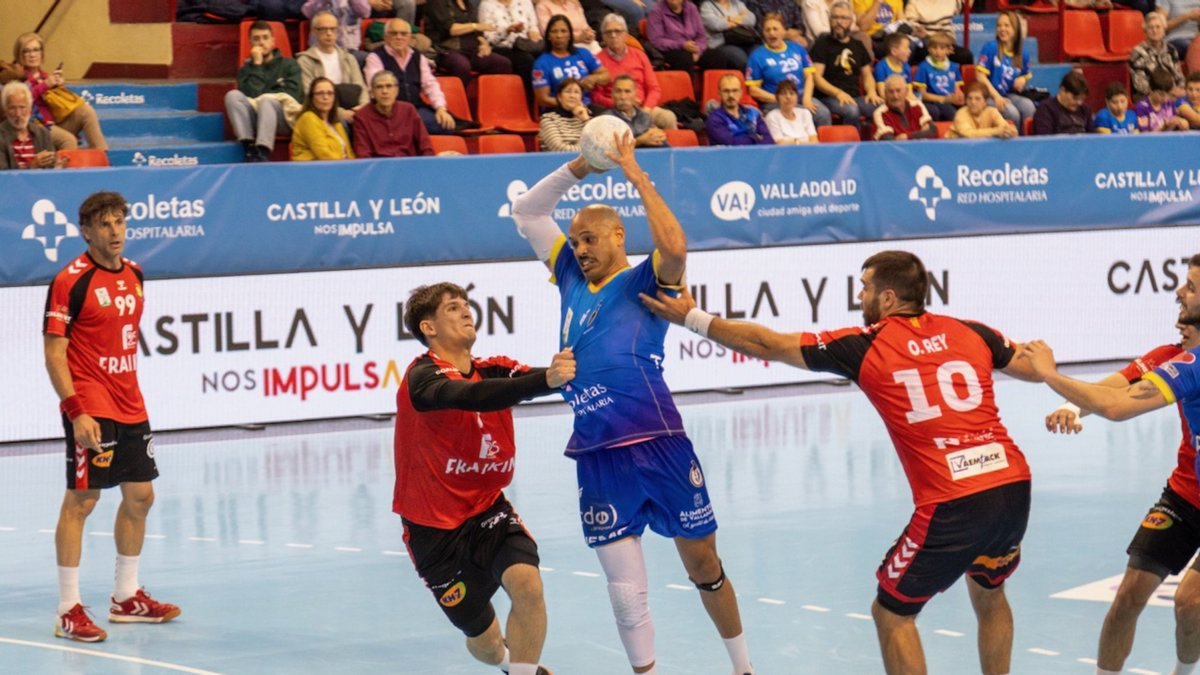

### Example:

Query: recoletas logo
xmin=22 ymin=199 xmax=79 ymax=263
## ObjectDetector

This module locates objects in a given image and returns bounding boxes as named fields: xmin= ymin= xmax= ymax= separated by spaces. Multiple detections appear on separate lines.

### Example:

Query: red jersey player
xmin=641 ymin=250 xmax=1043 ymax=675
xmin=43 ymin=192 xmax=179 ymax=643
xmin=394 ymin=282 xmax=574 ymax=675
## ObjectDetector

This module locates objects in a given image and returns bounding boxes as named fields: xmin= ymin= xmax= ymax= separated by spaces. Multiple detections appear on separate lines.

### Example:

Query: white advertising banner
xmin=2 ymin=225 xmax=1192 ymax=442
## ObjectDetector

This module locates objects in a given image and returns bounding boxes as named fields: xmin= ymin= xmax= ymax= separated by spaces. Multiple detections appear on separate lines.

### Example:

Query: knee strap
xmin=693 ymin=563 xmax=726 ymax=593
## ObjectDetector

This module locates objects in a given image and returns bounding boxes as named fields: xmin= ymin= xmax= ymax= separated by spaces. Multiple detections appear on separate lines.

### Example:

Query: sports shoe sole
xmin=108 ymin=607 xmax=181 ymax=623
xmin=54 ymin=624 xmax=107 ymax=642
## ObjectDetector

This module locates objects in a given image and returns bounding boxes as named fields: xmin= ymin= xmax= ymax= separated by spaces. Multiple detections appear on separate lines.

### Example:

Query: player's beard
xmin=862 ymin=296 xmax=882 ymax=326
xmin=1179 ymin=300 xmax=1200 ymax=326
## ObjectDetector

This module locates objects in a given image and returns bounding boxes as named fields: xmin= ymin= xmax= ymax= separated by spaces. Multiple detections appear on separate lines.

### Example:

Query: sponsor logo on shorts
xmin=92 ymin=450 xmax=114 ymax=468
xmin=480 ymin=510 xmax=509 ymax=530
xmin=945 ymin=443 xmax=1008 ymax=480
xmin=1142 ymin=512 xmax=1174 ymax=530
xmin=972 ymin=547 xmax=1019 ymax=571
xmin=581 ymin=504 xmax=617 ymax=531
xmin=145 ymin=435 xmax=155 ymax=459
xmin=689 ymin=461 xmax=704 ymax=488
xmin=439 ymin=581 xmax=467 ymax=607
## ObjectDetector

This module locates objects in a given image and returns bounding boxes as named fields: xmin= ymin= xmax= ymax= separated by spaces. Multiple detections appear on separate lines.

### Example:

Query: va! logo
xmin=22 ymin=199 xmax=79 ymax=262
xmin=710 ymin=181 xmax=754 ymax=222
xmin=908 ymin=165 xmax=951 ymax=222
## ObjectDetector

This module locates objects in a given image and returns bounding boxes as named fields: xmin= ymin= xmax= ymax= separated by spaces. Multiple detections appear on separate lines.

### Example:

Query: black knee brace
xmin=693 ymin=563 xmax=726 ymax=592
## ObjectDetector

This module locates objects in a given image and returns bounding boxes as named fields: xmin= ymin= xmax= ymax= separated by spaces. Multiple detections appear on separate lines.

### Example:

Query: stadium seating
xmin=430 ymin=135 xmax=469 ymax=155
xmin=664 ymin=128 xmax=699 ymax=146
xmin=477 ymin=134 xmax=527 ymax=154
xmin=436 ymin=76 xmax=493 ymax=133
xmin=656 ymin=70 xmax=696 ymax=102
xmin=1061 ymin=10 xmax=1126 ymax=62
xmin=60 ymin=149 xmax=111 ymax=168
xmin=477 ymin=74 xmax=540 ymax=133
xmin=817 ymin=126 xmax=861 ymax=143
xmin=1105 ymin=9 xmax=1145 ymax=59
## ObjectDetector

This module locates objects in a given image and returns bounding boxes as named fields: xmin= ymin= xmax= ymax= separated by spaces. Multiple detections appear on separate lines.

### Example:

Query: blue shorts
xmin=575 ymin=435 xmax=717 ymax=548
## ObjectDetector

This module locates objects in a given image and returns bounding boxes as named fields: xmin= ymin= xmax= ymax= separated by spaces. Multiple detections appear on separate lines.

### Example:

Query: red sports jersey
xmin=393 ymin=352 xmax=536 ymax=529
xmin=1120 ymin=343 xmax=1198 ymax=509
xmin=43 ymin=253 xmax=147 ymax=423
xmin=800 ymin=312 xmax=1031 ymax=506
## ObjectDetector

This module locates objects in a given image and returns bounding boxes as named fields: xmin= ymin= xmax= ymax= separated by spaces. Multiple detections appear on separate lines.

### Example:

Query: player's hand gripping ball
xmin=579 ymin=115 xmax=629 ymax=171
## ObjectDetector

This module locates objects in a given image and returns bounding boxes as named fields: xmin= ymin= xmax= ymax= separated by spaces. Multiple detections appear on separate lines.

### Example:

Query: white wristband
xmin=684 ymin=308 xmax=715 ymax=337
xmin=1055 ymin=402 xmax=1082 ymax=417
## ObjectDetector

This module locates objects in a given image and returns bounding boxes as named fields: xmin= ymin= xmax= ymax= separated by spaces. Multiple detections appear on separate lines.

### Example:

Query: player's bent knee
xmin=607 ymin=581 xmax=650 ymax=628
xmin=691 ymin=562 xmax=726 ymax=592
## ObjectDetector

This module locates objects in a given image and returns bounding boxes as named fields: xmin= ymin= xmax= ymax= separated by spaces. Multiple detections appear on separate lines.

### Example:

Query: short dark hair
xmin=963 ymin=81 xmax=988 ymax=99
xmin=775 ymin=78 xmax=798 ymax=96
xmin=1190 ymin=253 xmax=1200 ymax=267
xmin=249 ymin=20 xmax=273 ymax=36
xmin=78 ymin=192 xmax=129 ymax=230
xmin=1187 ymin=72 xmax=1200 ymax=85
xmin=404 ymin=282 xmax=468 ymax=346
xmin=1104 ymin=81 xmax=1128 ymax=100
xmin=1150 ymin=67 xmax=1175 ymax=93
xmin=1060 ymin=71 xmax=1088 ymax=97
xmin=862 ymin=250 xmax=928 ymax=307
xmin=613 ymin=73 xmax=637 ymax=89
xmin=883 ymin=32 xmax=909 ymax=55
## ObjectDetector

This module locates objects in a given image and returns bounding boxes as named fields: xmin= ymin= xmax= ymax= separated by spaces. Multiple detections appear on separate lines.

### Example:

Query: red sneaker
xmin=108 ymin=589 xmax=181 ymax=623
xmin=55 ymin=604 xmax=107 ymax=642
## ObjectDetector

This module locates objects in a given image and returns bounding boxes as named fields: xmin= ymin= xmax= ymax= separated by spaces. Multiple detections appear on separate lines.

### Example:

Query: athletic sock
xmin=508 ymin=665 xmax=538 ymax=675
xmin=1174 ymin=659 xmax=1199 ymax=675
xmin=114 ymin=554 xmax=139 ymax=601
xmin=723 ymin=634 xmax=753 ymax=674
xmin=57 ymin=566 xmax=81 ymax=614
xmin=498 ymin=647 xmax=511 ymax=672
xmin=1095 ymin=668 xmax=1121 ymax=675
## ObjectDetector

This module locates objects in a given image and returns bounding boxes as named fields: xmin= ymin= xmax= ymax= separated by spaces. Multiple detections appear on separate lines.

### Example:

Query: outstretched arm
xmin=608 ymin=132 xmax=687 ymax=285
xmin=1044 ymin=371 xmax=1129 ymax=434
xmin=511 ymin=156 xmax=593 ymax=268
xmin=1024 ymin=341 xmax=1170 ymax=421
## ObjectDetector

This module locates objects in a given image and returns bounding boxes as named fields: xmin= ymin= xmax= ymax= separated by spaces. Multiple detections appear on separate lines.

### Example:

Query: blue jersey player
xmin=511 ymin=134 xmax=754 ymax=675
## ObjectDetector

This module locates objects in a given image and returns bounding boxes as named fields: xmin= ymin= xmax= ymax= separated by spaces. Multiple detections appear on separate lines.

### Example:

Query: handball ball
xmin=580 ymin=116 xmax=629 ymax=171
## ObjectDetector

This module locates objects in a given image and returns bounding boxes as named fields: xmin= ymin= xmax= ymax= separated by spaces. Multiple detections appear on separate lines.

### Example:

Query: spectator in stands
xmin=539 ymin=76 xmax=589 ymax=150
xmin=913 ymin=32 xmax=962 ymax=122
xmin=479 ymin=0 xmax=542 ymax=90
xmin=225 ymin=21 xmax=304 ymax=162
xmin=1157 ymin=0 xmax=1200 ymax=57
xmin=853 ymin=0 xmax=903 ymax=57
xmin=647 ymin=0 xmax=729 ymax=74
xmin=1094 ymin=81 xmax=1140 ymax=134
xmin=976 ymin=11 xmax=1035 ymax=132
xmin=947 ymin=81 xmax=1017 ymax=138
xmin=764 ymin=79 xmax=817 ymax=143
xmin=533 ymin=16 xmax=611 ymax=110
xmin=904 ymin=0 xmax=972 ymax=65
xmin=298 ymin=11 xmax=370 ymax=120
xmin=0 ymin=80 xmax=64 ymax=170
xmin=363 ymin=19 xmax=459 ymax=135
xmin=1031 ymin=70 xmax=1094 ymax=135
xmin=1131 ymin=12 xmax=1187 ymax=102
xmin=700 ymin=0 xmax=758 ymax=72
xmin=536 ymin=0 xmax=600 ymax=51
xmin=706 ymin=72 xmax=774 ymax=143
xmin=746 ymin=0 xmax=806 ymax=45
xmin=873 ymin=33 xmax=912 ymax=97
xmin=353 ymin=70 xmax=435 ymax=156
xmin=13 ymin=32 xmax=106 ymax=152
xmin=426 ymin=0 xmax=515 ymax=88
xmin=291 ymin=77 xmax=355 ymax=160
xmin=605 ymin=74 xmax=669 ymax=145
xmin=1174 ymin=72 xmax=1200 ymax=127
xmin=811 ymin=0 xmax=882 ymax=130
xmin=302 ymin=0 xmax=371 ymax=55
xmin=747 ymin=14 xmax=830 ymax=125
xmin=1135 ymin=66 xmax=1191 ymax=131
xmin=873 ymin=73 xmax=935 ymax=140
xmin=593 ymin=14 xmax=678 ymax=129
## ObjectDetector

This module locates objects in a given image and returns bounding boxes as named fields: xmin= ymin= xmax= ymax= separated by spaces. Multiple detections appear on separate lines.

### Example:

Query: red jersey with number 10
xmin=799 ymin=312 xmax=1030 ymax=507
xmin=43 ymin=253 xmax=147 ymax=423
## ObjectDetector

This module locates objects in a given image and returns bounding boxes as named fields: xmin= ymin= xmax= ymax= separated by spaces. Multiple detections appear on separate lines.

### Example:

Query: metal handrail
xmin=35 ymin=0 xmax=67 ymax=35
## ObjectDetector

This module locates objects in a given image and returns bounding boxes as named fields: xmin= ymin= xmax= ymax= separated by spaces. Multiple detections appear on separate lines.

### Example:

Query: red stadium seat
xmin=238 ymin=20 xmax=293 ymax=63
xmin=436 ymin=76 xmax=493 ymax=133
xmin=817 ymin=125 xmax=861 ymax=143
xmin=1023 ymin=117 xmax=1033 ymax=136
xmin=477 ymin=74 xmax=540 ymax=133
xmin=961 ymin=64 xmax=976 ymax=86
xmin=477 ymin=134 xmax=527 ymax=154
xmin=656 ymin=70 xmax=696 ymax=102
xmin=429 ymin=135 xmax=469 ymax=155
xmin=60 ymin=149 xmax=110 ymax=168
xmin=664 ymin=128 xmax=699 ymax=146
xmin=934 ymin=121 xmax=953 ymax=138
xmin=1062 ymin=10 xmax=1126 ymax=62
xmin=1105 ymin=10 xmax=1145 ymax=59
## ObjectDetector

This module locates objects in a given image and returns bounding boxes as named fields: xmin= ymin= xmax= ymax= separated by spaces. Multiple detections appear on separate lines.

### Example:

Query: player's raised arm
xmin=511 ymin=156 xmax=593 ymax=269
xmin=1024 ymin=340 xmax=1171 ymax=421
xmin=608 ymin=132 xmax=686 ymax=285
xmin=640 ymin=288 xmax=809 ymax=369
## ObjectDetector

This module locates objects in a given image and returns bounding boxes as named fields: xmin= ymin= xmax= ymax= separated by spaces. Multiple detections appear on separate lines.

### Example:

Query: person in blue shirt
xmin=873 ymin=32 xmax=913 ymax=98
xmin=745 ymin=13 xmax=830 ymax=126
xmin=511 ymin=134 xmax=756 ymax=675
xmin=1094 ymin=82 xmax=1139 ymax=134
xmin=532 ymin=15 xmax=612 ymax=111
xmin=706 ymin=73 xmax=774 ymax=144
xmin=975 ymin=11 xmax=1035 ymax=132
xmin=913 ymin=33 xmax=962 ymax=122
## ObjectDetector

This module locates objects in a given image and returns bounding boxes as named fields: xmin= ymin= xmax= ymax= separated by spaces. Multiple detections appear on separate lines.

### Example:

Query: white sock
xmin=723 ymin=633 xmax=753 ymax=673
xmin=1096 ymin=668 xmax=1121 ymax=674
xmin=57 ymin=566 xmax=81 ymax=614
xmin=114 ymin=554 xmax=139 ymax=601
xmin=1175 ymin=659 xmax=1199 ymax=675
xmin=508 ymin=665 xmax=538 ymax=675
xmin=498 ymin=647 xmax=510 ymax=672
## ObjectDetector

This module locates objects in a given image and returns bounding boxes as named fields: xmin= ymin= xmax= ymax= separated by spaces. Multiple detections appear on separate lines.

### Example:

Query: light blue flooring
xmin=0 ymin=369 xmax=1188 ymax=674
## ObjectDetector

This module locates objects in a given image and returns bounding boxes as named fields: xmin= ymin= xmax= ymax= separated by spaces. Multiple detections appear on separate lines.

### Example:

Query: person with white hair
xmin=1131 ymin=11 xmax=1187 ymax=101
xmin=0 ymin=80 xmax=63 ymax=169
xmin=592 ymin=14 xmax=678 ymax=130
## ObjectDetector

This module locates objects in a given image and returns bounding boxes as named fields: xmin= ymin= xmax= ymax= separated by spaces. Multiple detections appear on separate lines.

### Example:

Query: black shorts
xmin=876 ymin=480 xmax=1031 ymax=617
xmin=62 ymin=415 xmax=158 ymax=490
xmin=1127 ymin=485 xmax=1200 ymax=577
xmin=402 ymin=493 xmax=540 ymax=638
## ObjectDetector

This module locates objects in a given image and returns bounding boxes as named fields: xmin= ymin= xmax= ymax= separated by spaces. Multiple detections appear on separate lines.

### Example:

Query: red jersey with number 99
xmin=800 ymin=312 xmax=1030 ymax=507
xmin=43 ymin=252 xmax=147 ymax=423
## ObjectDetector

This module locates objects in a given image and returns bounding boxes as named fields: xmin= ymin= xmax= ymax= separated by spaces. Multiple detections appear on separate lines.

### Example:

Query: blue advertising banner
xmin=2 ymin=134 xmax=1198 ymax=287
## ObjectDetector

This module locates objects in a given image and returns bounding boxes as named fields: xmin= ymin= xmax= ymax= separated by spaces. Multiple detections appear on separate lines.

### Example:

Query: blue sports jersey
xmin=976 ymin=41 xmax=1030 ymax=96
xmin=914 ymin=58 xmax=961 ymax=97
xmin=1094 ymin=107 xmax=1139 ymax=134
xmin=873 ymin=57 xmax=912 ymax=91
xmin=1146 ymin=347 xmax=1200 ymax=475
xmin=746 ymin=41 xmax=814 ymax=94
xmin=550 ymin=240 xmax=685 ymax=455
xmin=532 ymin=49 xmax=602 ymax=103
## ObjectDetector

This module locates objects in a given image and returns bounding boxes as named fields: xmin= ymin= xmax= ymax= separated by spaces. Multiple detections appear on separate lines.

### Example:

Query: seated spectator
xmin=976 ymin=11 xmax=1035 ymax=131
xmin=853 ymin=0 xmax=904 ymax=57
xmin=746 ymin=0 xmax=807 ymax=45
xmin=706 ymin=73 xmax=774 ymax=143
xmin=297 ymin=11 xmax=370 ymax=120
xmin=363 ymin=19 xmax=459 ymax=135
xmin=1131 ymin=12 xmax=1186 ymax=102
xmin=291 ymin=77 xmax=356 ymax=160
xmin=1157 ymin=0 xmax=1200 ymax=57
xmin=593 ymin=15 xmax=678 ymax=129
xmin=0 ymin=81 xmax=64 ymax=169
xmin=872 ymin=33 xmax=912 ymax=98
xmin=647 ymin=0 xmax=730 ymax=74
xmin=746 ymin=14 xmax=830 ymax=125
xmin=12 ymin=32 xmax=106 ymax=151
xmin=533 ymin=15 xmax=611 ymax=110
xmin=1135 ymin=66 xmax=1190 ymax=131
xmin=605 ymin=74 xmax=669 ymax=145
xmin=700 ymin=0 xmax=758 ymax=72
xmin=539 ymin=77 xmax=590 ymax=150
xmin=426 ymin=0 xmax=514 ymax=87
xmin=225 ymin=21 xmax=304 ymax=162
xmin=536 ymin=0 xmax=600 ymax=51
xmin=913 ymin=32 xmax=962 ymax=122
xmin=1032 ymin=71 xmax=1094 ymax=135
xmin=479 ymin=0 xmax=542 ymax=89
xmin=352 ymin=71 xmax=434 ymax=156
xmin=811 ymin=1 xmax=882 ymax=130
xmin=1174 ymin=72 xmax=1200 ymax=128
xmin=301 ymin=0 xmax=371 ymax=56
xmin=947 ymin=81 xmax=1016 ymax=138
xmin=904 ymin=0 xmax=972 ymax=65
xmin=873 ymin=74 xmax=935 ymax=139
xmin=1095 ymin=82 xmax=1139 ymax=134
xmin=764 ymin=79 xmax=817 ymax=143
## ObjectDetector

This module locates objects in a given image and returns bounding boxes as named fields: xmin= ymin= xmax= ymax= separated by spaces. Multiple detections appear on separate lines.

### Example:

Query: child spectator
xmin=913 ymin=32 xmax=962 ymax=122
xmin=1094 ymin=82 xmax=1139 ymax=134
xmin=873 ymin=32 xmax=911 ymax=98
xmin=1174 ymin=72 xmax=1200 ymax=128
xmin=1134 ymin=67 xmax=1189 ymax=132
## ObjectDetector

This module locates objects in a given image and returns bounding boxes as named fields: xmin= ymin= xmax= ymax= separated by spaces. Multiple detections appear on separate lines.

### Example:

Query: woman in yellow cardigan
xmin=291 ymin=77 xmax=355 ymax=161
